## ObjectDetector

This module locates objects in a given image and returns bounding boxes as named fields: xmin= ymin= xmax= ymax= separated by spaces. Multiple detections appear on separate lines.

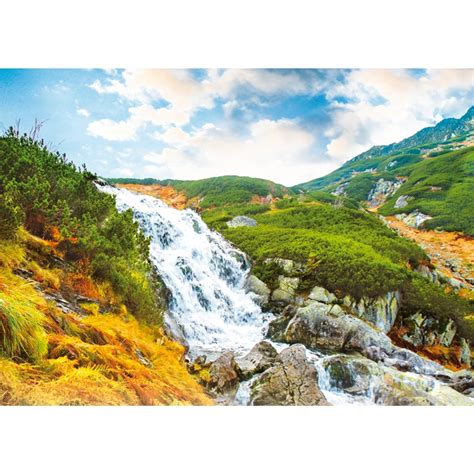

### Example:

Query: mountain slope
xmin=297 ymin=105 xmax=474 ymax=191
xmin=295 ymin=106 xmax=474 ymax=235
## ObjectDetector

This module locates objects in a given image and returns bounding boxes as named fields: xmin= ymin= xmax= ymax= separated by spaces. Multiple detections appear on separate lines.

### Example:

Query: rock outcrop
xmin=395 ymin=210 xmax=432 ymax=229
xmin=226 ymin=215 xmax=257 ymax=228
xmin=284 ymin=301 xmax=454 ymax=379
xmin=250 ymin=344 xmax=328 ymax=406
xmin=343 ymin=291 xmax=400 ymax=333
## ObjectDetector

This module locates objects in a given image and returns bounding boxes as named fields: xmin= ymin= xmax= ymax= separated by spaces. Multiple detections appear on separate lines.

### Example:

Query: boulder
xmin=244 ymin=275 xmax=271 ymax=306
xmin=207 ymin=352 xmax=239 ymax=394
xmin=266 ymin=305 xmax=297 ymax=342
xmin=271 ymin=288 xmax=295 ymax=304
xmin=439 ymin=319 xmax=456 ymax=347
xmin=271 ymin=276 xmax=300 ymax=305
xmin=250 ymin=344 xmax=328 ymax=406
xmin=307 ymin=286 xmax=336 ymax=304
xmin=278 ymin=276 xmax=300 ymax=294
xmin=235 ymin=341 xmax=278 ymax=380
xmin=285 ymin=302 xmax=452 ymax=380
xmin=226 ymin=216 xmax=257 ymax=228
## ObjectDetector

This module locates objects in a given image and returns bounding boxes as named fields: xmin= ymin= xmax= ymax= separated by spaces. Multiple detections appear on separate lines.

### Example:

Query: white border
xmin=0 ymin=1 xmax=473 ymax=473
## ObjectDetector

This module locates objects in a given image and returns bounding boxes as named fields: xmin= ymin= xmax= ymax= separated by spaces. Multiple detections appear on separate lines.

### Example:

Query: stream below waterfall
xmin=100 ymin=184 xmax=472 ymax=406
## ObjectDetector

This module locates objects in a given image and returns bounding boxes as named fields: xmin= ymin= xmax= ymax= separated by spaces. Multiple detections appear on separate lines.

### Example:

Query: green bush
xmin=0 ymin=128 xmax=162 ymax=322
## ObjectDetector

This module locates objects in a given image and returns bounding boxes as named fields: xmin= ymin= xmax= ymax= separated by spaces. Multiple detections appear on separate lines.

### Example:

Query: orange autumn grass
xmin=0 ymin=233 xmax=212 ymax=406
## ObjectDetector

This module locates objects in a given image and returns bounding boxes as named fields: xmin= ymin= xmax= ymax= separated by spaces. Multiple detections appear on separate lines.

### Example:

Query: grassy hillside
xmin=297 ymin=105 xmax=474 ymax=191
xmin=0 ymin=129 xmax=211 ymax=405
xmin=379 ymin=146 xmax=474 ymax=234
xmin=293 ymin=107 xmax=474 ymax=235
xmin=109 ymin=175 xmax=291 ymax=208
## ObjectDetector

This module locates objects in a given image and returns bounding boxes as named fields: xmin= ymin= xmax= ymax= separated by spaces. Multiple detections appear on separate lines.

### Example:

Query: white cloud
xmin=87 ymin=69 xmax=323 ymax=142
xmin=324 ymin=69 xmax=474 ymax=162
xmin=77 ymin=108 xmax=90 ymax=117
xmin=139 ymin=118 xmax=322 ymax=185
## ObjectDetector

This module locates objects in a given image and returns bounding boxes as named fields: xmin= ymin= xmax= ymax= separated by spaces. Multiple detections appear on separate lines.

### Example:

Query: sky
xmin=0 ymin=68 xmax=473 ymax=186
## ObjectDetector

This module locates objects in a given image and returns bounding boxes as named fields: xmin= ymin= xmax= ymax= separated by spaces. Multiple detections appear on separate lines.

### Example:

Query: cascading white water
xmin=101 ymin=185 xmax=270 ymax=358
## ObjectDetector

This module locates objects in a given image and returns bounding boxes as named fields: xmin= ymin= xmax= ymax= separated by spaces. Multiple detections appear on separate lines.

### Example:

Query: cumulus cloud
xmin=139 ymin=118 xmax=324 ymax=185
xmin=324 ymin=69 xmax=474 ymax=162
xmin=87 ymin=69 xmax=323 ymax=141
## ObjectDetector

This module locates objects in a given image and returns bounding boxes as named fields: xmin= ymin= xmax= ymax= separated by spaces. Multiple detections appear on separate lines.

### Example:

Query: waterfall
xmin=100 ymin=185 xmax=270 ymax=358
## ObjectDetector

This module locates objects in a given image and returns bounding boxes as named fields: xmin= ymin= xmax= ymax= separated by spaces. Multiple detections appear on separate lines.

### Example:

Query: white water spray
xmin=101 ymin=185 xmax=270 ymax=358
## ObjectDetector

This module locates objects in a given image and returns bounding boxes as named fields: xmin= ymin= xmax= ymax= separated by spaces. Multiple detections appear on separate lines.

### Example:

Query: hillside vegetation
xmin=211 ymin=201 xmax=473 ymax=343
xmin=0 ymin=129 xmax=211 ymax=405
xmin=110 ymin=175 xmax=291 ymax=208
xmin=295 ymin=106 xmax=474 ymax=235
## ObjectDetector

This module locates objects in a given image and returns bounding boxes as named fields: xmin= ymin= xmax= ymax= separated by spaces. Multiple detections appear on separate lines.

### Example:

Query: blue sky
xmin=1 ymin=68 xmax=473 ymax=185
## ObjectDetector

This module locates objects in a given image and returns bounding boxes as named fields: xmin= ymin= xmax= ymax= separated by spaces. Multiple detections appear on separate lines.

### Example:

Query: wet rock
xmin=321 ymin=355 xmax=380 ymax=396
xmin=307 ymin=286 xmax=336 ymax=304
xmin=207 ymin=352 xmax=240 ymax=394
xmin=235 ymin=341 xmax=278 ymax=380
xmin=226 ymin=215 xmax=257 ymax=228
xmin=321 ymin=354 xmax=473 ymax=406
xmin=250 ymin=344 xmax=328 ymax=406
xmin=245 ymin=275 xmax=271 ymax=306
xmin=267 ymin=305 xmax=297 ymax=342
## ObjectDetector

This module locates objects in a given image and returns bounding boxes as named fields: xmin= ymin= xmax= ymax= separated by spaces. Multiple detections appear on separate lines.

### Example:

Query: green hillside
xmin=109 ymin=175 xmax=291 ymax=208
xmin=294 ymin=106 xmax=474 ymax=235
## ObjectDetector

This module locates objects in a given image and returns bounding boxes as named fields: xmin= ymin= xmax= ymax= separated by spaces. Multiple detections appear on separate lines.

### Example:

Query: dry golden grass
xmin=0 ymin=233 xmax=212 ymax=406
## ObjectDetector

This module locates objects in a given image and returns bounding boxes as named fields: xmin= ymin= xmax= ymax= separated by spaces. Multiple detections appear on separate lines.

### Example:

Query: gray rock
xmin=266 ymin=305 xmax=297 ymax=342
xmin=244 ymin=275 xmax=271 ymax=306
xmin=235 ymin=341 xmax=278 ymax=380
xmin=439 ymin=319 xmax=456 ymax=347
xmin=394 ymin=195 xmax=412 ymax=209
xmin=460 ymin=338 xmax=471 ymax=368
xmin=345 ymin=291 xmax=400 ymax=333
xmin=278 ymin=276 xmax=300 ymax=295
xmin=308 ymin=286 xmax=337 ymax=304
xmin=367 ymin=179 xmax=403 ymax=207
xmin=226 ymin=215 xmax=257 ymax=228
xmin=263 ymin=258 xmax=297 ymax=275
xmin=395 ymin=210 xmax=432 ymax=229
xmin=285 ymin=302 xmax=451 ymax=380
xmin=271 ymin=288 xmax=295 ymax=304
xmin=207 ymin=352 xmax=240 ymax=394
xmin=250 ymin=344 xmax=328 ymax=406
